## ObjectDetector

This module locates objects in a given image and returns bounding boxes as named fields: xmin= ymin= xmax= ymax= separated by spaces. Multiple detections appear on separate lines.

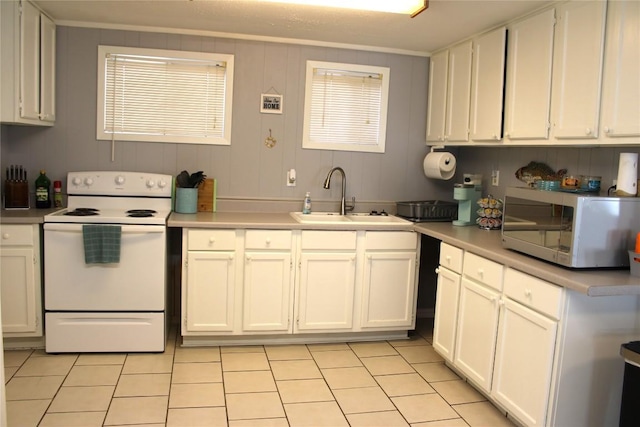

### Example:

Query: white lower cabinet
xmin=182 ymin=228 xmax=419 ymax=341
xmin=295 ymin=230 xmax=357 ymax=332
xmin=433 ymin=242 xmax=464 ymax=362
xmin=243 ymin=230 xmax=293 ymax=333
xmin=361 ymin=231 xmax=417 ymax=329
xmin=0 ymin=224 xmax=42 ymax=338
xmin=454 ymin=277 xmax=501 ymax=392
xmin=182 ymin=229 xmax=238 ymax=334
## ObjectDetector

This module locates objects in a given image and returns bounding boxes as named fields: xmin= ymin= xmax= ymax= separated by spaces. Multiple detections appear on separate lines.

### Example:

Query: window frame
xmin=302 ymin=60 xmax=390 ymax=153
xmin=96 ymin=45 xmax=234 ymax=145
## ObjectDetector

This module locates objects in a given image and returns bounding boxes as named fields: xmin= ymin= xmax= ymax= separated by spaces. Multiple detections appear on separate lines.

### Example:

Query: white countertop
xmin=169 ymin=211 xmax=640 ymax=297
xmin=0 ymin=208 xmax=61 ymax=224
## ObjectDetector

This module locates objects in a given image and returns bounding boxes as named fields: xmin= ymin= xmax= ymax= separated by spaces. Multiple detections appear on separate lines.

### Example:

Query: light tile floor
xmin=3 ymin=319 xmax=515 ymax=427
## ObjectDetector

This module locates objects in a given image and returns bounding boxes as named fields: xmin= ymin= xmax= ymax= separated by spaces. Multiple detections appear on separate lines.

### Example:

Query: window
xmin=302 ymin=61 xmax=390 ymax=153
xmin=97 ymin=46 xmax=234 ymax=145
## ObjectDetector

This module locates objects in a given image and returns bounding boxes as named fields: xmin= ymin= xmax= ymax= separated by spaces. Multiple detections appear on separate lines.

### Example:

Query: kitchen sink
xmin=290 ymin=212 xmax=412 ymax=226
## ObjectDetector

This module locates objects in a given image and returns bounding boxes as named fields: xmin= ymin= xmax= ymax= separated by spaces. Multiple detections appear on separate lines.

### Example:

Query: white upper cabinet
xmin=426 ymin=41 xmax=472 ymax=143
xmin=600 ymin=0 xmax=640 ymax=140
xmin=550 ymin=0 xmax=607 ymax=140
xmin=426 ymin=50 xmax=449 ymax=143
xmin=504 ymin=8 xmax=556 ymax=141
xmin=469 ymin=27 xmax=506 ymax=142
xmin=0 ymin=0 xmax=56 ymax=126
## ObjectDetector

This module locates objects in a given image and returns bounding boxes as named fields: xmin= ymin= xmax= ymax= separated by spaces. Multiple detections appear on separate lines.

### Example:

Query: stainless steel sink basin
xmin=290 ymin=212 xmax=412 ymax=226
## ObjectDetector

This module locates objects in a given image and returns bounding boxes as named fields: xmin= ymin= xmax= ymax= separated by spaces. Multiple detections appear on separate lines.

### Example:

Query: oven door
xmin=44 ymin=223 xmax=166 ymax=311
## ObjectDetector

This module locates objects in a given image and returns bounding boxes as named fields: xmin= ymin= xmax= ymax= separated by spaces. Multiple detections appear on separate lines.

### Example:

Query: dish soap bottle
xmin=303 ymin=192 xmax=311 ymax=214
xmin=35 ymin=170 xmax=51 ymax=208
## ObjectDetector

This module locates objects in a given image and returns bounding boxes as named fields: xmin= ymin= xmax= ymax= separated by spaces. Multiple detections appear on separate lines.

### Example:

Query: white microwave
xmin=502 ymin=187 xmax=640 ymax=268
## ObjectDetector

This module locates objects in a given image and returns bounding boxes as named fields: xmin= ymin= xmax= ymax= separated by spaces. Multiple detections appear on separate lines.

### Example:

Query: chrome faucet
xmin=323 ymin=167 xmax=354 ymax=215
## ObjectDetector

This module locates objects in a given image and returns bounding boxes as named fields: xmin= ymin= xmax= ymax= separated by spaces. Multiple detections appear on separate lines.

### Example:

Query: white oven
xmin=43 ymin=171 xmax=172 ymax=353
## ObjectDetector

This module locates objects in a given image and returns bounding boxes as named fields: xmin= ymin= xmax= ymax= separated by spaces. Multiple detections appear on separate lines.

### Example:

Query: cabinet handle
xmin=229 ymin=255 xmax=234 ymax=260
xmin=477 ymin=268 xmax=484 ymax=277
xmin=498 ymin=299 xmax=505 ymax=307
xmin=246 ymin=255 xmax=251 ymax=261
xmin=493 ymin=134 xmax=499 ymax=140
xmin=585 ymin=128 xmax=592 ymax=135
xmin=265 ymin=238 xmax=271 ymax=246
xmin=209 ymin=237 xmax=215 ymax=243
xmin=435 ymin=267 xmax=440 ymax=274
xmin=604 ymin=127 xmax=611 ymax=134
xmin=525 ymin=288 xmax=532 ymax=298
xmin=2 ymin=233 xmax=9 ymax=239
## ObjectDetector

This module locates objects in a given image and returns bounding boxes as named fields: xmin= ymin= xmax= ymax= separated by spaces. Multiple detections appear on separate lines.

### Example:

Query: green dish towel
xmin=82 ymin=225 xmax=122 ymax=264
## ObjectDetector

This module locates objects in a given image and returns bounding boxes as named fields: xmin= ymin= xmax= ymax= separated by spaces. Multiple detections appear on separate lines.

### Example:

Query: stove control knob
xmin=115 ymin=175 xmax=126 ymax=185
xmin=158 ymin=180 xmax=167 ymax=189
xmin=72 ymin=177 xmax=82 ymax=186
xmin=146 ymin=180 xmax=156 ymax=188
xmin=84 ymin=177 xmax=94 ymax=186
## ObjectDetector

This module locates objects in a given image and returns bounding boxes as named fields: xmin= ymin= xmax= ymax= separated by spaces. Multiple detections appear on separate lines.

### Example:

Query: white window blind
xmin=303 ymin=61 xmax=389 ymax=153
xmin=97 ymin=46 xmax=234 ymax=145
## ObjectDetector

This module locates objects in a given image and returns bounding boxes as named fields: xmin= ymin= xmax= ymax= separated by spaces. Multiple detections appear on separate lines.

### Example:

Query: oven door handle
xmin=44 ymin=223 xmax=166 ymax=233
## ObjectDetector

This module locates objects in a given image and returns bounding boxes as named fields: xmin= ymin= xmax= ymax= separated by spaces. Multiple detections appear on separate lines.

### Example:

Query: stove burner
xmin=64 ymin=208 xmax=100 ymax=217
xmin=126 ymin=209 xmax=156 ymax=218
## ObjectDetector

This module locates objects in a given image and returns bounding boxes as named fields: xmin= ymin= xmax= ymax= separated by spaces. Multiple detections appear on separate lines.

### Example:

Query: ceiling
xmin=34 ymin=0 xmax=554 ymax=55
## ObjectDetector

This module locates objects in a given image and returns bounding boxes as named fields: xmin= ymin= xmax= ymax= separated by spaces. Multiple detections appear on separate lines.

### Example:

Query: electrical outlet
xmin=491 ymin=170 xmax=500 ymax=186
xmin=287 ymin=169 xmax=296 ymax=187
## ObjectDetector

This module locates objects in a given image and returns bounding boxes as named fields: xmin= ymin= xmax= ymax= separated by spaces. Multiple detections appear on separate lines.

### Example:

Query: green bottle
xmin=35 ymin=170 xmax=51 ymax=208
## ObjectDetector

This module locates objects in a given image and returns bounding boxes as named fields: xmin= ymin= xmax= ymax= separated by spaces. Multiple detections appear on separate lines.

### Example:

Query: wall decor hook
xmin=265 ymin=129 xmax=277 ymax=148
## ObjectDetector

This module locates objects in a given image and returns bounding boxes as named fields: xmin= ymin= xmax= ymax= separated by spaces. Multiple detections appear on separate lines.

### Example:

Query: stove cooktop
xmin=46 ymin=207 xmax=171 ymax=225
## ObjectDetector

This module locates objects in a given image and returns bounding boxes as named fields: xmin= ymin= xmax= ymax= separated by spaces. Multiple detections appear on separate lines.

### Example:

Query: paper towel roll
xmin=424 ymin=152 xmax=456 ymax=180
xmin=616 ymin=152 xmax=638 ymax=197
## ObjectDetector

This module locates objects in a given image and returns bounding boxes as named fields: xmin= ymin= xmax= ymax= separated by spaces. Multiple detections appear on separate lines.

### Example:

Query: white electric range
xmin=43 ymin=171 xmax=173 ymax=353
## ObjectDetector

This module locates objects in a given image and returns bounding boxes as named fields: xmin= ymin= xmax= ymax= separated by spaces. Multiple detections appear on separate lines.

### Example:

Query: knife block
xmin=4 ymin=181 xmax=30 ymax=209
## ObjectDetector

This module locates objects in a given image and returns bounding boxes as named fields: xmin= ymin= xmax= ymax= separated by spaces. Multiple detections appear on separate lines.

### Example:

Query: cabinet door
xmin=454 ymin=277 xmax=500 ymax=392
xmin=20 ymin=0 xmax=40 ymax=121
xmin=504 ymin=8 xmax=555 ymax=140
xmin=184 ymin=251 xmax=235 ymax=332
xmin=433 ymin=266 xmax=461 ymax=362
xmin=600 ymin=0 xmax=640 ymax=138
xmin=1 ymin=247 xmax=38 ymax=334
xmin=426 ymin=50 xmax=449 ymax=143
xmin=445 ymin=41 xmax=472 ymax=142
xmin=296 ymin=252 xmax=356 ymax=331
xmin=39 ymin=11 xmax=56 ymax=122
xmin=551 ymin=0 xmax=606 ymax=139
xmin=470 ymin=27 xmax=506 ymax=142
xmin=361 ymin=251 xmax=417 ymax=329
xmin=492 ymin=298 xmax=557 ymax=427
xmin=243 ymin=252 xmax=292 ymax=332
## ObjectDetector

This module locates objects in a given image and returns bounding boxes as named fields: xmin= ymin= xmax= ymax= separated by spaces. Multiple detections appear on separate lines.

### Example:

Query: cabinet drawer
xmin=301 ymin=230 xmax=356 ymax=250
xmin=439 ymin=243 xmax=463 ymax=274
xmin=365 ymin=231 xmax=417 ymax=250
xmin=0 ymin=225 xmax=34 ymax=246
xmin=188 ymin=229 xmax=236 ymax=251
xmin=463 ymin=252 xmax=503 ymax=291
xmin=504 ymin=268 xmax=563 ymax=320
xmin=245 ymin=230 xmax=292 ymax=250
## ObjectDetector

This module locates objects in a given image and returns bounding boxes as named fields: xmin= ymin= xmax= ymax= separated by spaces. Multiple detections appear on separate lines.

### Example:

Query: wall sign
xmin=260 ymin=94 xmax=283 ymax=114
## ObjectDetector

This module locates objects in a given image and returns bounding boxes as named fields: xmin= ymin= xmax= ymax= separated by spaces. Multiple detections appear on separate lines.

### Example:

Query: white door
xmin=361 ymin=251 xmax=417 ymax=329
xmin=0 ymin=248 xmax=37 ymax=334
xmin=550 ymin=0 xmax=606 ymax=139
xmin=445 ymin=40 xmax=472 ymax=142
xmin=39 ymin=12 xmax=56 ymax=122
xmin=296 ymin=252 xmax=356 ymax=331
xmin=426 ymin=50 xmax=449 ymax=143
xmin=433 ymin=266 xmax=461 ymax=362
xmin=504 ymin=8 xmax=555 ymax=140
xmin=44 ymin=224 xmax=166 ymax=310
xmin=243 ymin=252 xmax=292 ymax=332
xmin=470 ymin=27 xmax=506 ymax=142
xmin=19 ymin=0 xmax=40 ymax=121
xmin=185 ymin=251 xmax=235 ymax=332
xmin=492 ymin=298 xmax=558 ymax=427
xmin=454 ymin=277 xmax=501 ymax=392
xmin=600 ymin=0 xmax=640 ymax=139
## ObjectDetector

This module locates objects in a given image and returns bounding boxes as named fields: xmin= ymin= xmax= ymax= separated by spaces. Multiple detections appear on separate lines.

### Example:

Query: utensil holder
xmin=175 ymin=188 xmax=198 ymax=214
xmin=4 ymin=181 xmax=29 ymax=209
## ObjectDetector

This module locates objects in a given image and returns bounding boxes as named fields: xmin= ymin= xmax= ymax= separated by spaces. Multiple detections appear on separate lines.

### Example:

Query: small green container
xmin=175 ymin=188 xmax=198 ymax=214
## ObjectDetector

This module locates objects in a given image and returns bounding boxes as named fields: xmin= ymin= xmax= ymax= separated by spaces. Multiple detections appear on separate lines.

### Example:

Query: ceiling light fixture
xmin=259 ymin=0 xmax=428 ymax=17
